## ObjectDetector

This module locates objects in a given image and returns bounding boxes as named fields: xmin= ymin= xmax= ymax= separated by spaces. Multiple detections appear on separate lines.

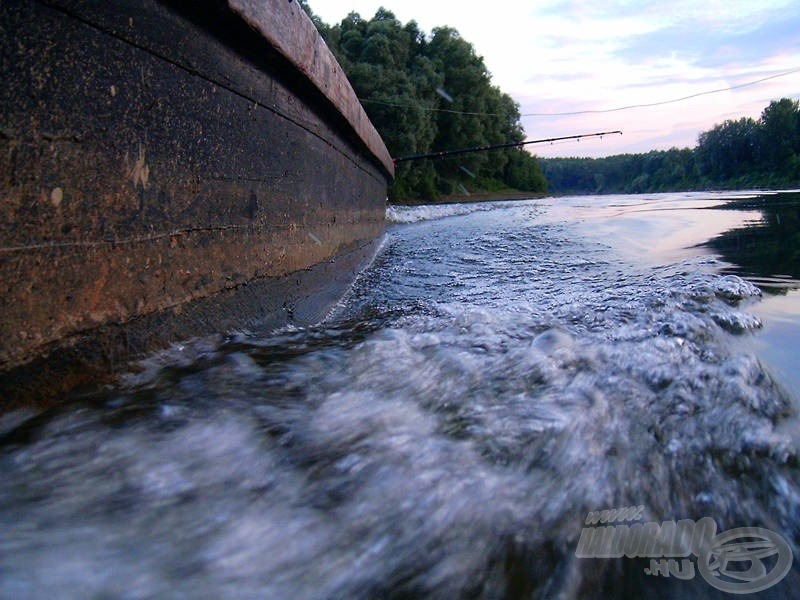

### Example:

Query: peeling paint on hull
xmin=0 ymin=0 xmax=393 ymax=409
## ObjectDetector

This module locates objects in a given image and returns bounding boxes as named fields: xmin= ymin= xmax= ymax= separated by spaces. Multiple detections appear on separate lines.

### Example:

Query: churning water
xmin=2 ymin=192 xmax=800 ymax=598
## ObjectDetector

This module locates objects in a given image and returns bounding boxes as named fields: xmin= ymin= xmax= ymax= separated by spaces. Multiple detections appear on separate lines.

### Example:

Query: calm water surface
xmin=1 ymin=191 xmax=799 ymax=598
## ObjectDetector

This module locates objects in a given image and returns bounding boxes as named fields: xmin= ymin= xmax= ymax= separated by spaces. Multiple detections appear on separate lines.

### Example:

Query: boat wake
xmin=2 ymin=196 xmax=799 ymax=598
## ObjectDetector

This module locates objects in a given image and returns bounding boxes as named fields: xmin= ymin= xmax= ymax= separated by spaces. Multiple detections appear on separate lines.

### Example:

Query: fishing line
xmin=360 ymin=98 xmax=502 ymax=116
xmin=523 ymin=67 xmax=800 ymax=116
xmin=359 ymin=66 xmax=800 ymax=118
xmin=393 ymin=131 xmax=622 ymax=163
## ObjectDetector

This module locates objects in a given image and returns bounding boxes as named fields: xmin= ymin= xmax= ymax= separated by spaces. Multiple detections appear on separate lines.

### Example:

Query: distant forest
xmin=301 ymin=3 xmax=547 ymax=202
xmin=541 ymin=98 xmax=800 ymax=195
xmin=303 ymin=4 xmax=800 ymax=200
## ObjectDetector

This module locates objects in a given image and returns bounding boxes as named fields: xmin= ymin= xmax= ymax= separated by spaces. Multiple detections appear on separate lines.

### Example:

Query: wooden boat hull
xmin=0 ymin=0 xmax=393 ymax=408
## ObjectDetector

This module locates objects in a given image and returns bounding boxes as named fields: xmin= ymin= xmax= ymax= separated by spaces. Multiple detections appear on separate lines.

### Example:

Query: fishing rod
xmin=393 ymin=130 xmax=623 ymax=163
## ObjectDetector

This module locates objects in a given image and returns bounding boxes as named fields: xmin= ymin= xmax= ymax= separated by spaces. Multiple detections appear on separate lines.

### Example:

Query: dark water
xmin=1 ymin=191 xmax=800 ymax=598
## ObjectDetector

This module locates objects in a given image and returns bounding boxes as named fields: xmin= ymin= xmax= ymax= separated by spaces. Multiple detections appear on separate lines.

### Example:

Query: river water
xmin=1 ymin=191 xmax=799 ymax=598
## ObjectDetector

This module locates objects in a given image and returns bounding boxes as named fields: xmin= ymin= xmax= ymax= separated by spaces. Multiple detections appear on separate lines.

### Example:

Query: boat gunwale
xmin=228 ymin=0 xmax=395 ymax=179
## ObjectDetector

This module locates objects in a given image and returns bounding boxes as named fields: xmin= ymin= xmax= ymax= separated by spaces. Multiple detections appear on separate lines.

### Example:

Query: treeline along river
xmin=1 ymin=191 xmax=800 ymax=598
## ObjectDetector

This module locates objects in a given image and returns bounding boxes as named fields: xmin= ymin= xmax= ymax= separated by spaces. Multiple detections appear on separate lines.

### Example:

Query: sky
xmin=309 ymin=0 xmax=800 ymax=158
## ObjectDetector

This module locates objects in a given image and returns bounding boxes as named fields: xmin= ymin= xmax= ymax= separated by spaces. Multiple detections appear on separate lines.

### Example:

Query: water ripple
xmin=1 ymin=197 xmax=798 ymax=598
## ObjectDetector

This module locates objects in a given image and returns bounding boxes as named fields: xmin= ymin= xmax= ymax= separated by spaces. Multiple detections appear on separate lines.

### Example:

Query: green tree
xmin=758 ymin=98 xmax=800 ymax=177
xmin=313 ymin=8 xmax=546 ymax=201
xmin=425 ymin=28 xmax=492 ymax=176
xmin=504 ymin=149 xmax=548 ymax=192
xmin=540 ymin=101 xmax=800 ymax=194
xmin=696 ymin=117 xmax=759 ymax=181
xmin=306 ymin=5 xmax=797 ymax=196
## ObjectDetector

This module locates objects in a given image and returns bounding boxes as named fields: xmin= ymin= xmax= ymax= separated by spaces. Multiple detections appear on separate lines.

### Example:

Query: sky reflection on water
xmin=550 ymin=190 xmax=800 ymax=398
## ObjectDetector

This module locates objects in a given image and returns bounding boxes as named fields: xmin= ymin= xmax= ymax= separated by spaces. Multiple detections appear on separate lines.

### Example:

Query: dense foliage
xmin=301 ymin=3 xmax=547 ymax=202
xmin=541 ymin=98 xmax=800 ymax=195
